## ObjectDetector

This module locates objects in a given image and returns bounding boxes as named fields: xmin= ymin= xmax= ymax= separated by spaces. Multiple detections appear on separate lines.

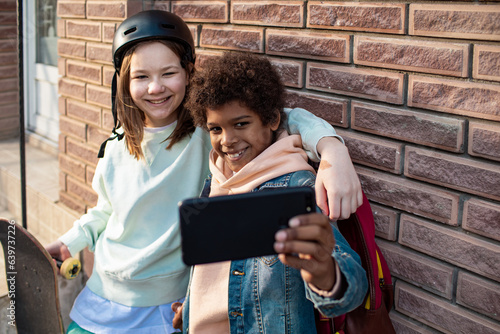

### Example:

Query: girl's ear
xmin=270 ymin=112 xmax=280 ymax=131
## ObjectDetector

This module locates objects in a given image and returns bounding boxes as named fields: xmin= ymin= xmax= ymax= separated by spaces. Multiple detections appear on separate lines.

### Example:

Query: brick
xmin=408 ymin=75 xmax=500 ymax=121
xmin=146 ymin=1 xmax=170 ymax=12
xmin=0 ymin=1 xmax=16 ymax=11
xmin=59 ymin=115 xmax=87 ymax=140
xmin=59 ymin=191 xmax=86 ymax=215
xmin=0 ymin=103 xmax=17 ymax=119
xmin=0 ymin=11 xmax=16 ymax=24
xmin=87 ymin=1 xmax=143 ymax=20
xmin=0 ymin=52 xmax=17 ymax=65
xmin=103 ymin=23 xmax=117 ymax=44
xmin=232 ymin=1 xmax=303 ymax=27
xmin=67 ymin=176 xmax=98 ymax=207
xmin=266 ymin=29 xmax=349 ymax=62
xmin=370 ymin=203 xmax=397 ymax=241
xmin=103 ymin=109 xmax=114 ymax=131
xmin=57 ymin=1 xmax=86 ymax=18
xmin=87 ymin=84 xmax=111 ymax=109
xmin=66 ymin=138 xmax=99 ymax=166
xmin=354 ymin=36 xmax=468 ymax=77
xmin=457 ymin=271 xmax=500 ymax=321
xmin=86 ymin=166 xmax=96 ymax=187
xmin=189 ymin=25 xmax=198 ymax=47
xmin=200 ymin=26 xmax=263 ymax=52
xmin=87 ymin=125 xmax=111 ymax=148
xmin=469 ymin=121 xmax=500 ymax=162
xmin=344 ymin=130 xmax=402 ymax=174
xmin=269 ymin=58 xmax=303 ymax=88
xmin=390 ymin=313 xmax=434 ymax=334
xmin=307 ymin=64 xmax=404 ymax=105
xmin=352 ymin=101 xmax=465 ymax=153
xmin=58 ymin=78 xmax=86 ymax=101
xmin=58 ymin=39 xmax=86 ymax=59
xmin=59 ymin=154 xmax=86 ymax=182
xmin=103 ymin=66 xmax=115 ymax=87
xmin=57 ymin=18 xmax=66 ymax=38
xmin=172 ymin=1 xmax=228 ymax=23
xmin=0 ymin=25 xmax=17 ymax=41
xmin=67 ymin=60 xmax=102 ymax=85
xmin=409 ymin=4 xmax=500 ymax=41
xmin=400 ymin=214 xmax=500 ymax=282
xmin=284 ymin=90 xmax=347 ymax=127
xmin=194 ymin=50 xmax=222 ymax=69
xmin=0 ymin=64 xmax=17 ymax=79
xmin=66 ymin=20 xmax=101 ymax=42
xmin=59 ymin=97 xmax=67 ymax=116
xmin=463 ymin=198 xmax=500 ymax=242
xmin=405 ymin=146 xmax=500 ymax=201
xmin=307 ymin=2 xmax=405 ymax=34
xmin=0 ymin=39 xmax=17 ymax=52
xmin=58 ymin=58 xmax=67 ymax=77
xmin=378 ymin=240 xmax=454 ymax=298
xmin=0 ymin=91 xmax=18 ymax=105
xmin=86 ymin=42 xmax=113 ymax=64
xmin=396 ymin=282 xmax=500 ymax=333
xmin=474 ymin=44 xmax=500 ymax=82
xmin=0 ymin=77 xmax=18 ymax=92
xmin=357 ymin=167 xmax=460 ymax=225
xmin=67 ymin=99 xmax=101 ymax=127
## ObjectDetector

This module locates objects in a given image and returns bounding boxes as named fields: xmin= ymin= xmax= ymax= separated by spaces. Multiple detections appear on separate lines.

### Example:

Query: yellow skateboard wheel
xmin=59 ymin=258 xmax=82 ymax=279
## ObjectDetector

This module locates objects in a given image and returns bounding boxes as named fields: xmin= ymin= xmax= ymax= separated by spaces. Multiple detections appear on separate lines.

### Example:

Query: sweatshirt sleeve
xmin=58 ymin=161 xmax=112 ymax=257
xmin=284 ymin=107 xmax=345 ymax=162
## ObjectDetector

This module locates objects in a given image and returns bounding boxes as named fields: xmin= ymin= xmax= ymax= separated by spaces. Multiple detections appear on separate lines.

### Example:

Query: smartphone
xmin=178 ymin=187 xmax=316 ymax=265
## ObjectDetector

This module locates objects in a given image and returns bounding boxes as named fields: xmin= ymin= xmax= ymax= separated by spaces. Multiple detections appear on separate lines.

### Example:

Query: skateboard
xmin=0 ymin=218 xmax=81 ymax=334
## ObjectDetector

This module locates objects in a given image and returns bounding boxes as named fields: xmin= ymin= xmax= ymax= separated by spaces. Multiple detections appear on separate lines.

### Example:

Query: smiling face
xmin=207 ymin=101 xmax=280 ymax=173
xmin=129 ymin=42 xmax=189 ymax=128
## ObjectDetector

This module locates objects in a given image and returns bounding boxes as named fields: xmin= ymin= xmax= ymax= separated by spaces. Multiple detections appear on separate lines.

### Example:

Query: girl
xmin=177 ymin=51 xmax=367 ymax=333
xmin=48 ymin=10 xmax=362 ymax=333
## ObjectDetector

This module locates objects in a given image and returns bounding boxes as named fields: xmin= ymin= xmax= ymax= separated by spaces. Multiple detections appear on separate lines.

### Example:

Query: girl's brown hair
xmin=116 ymin=39 xmax=195 ymax=160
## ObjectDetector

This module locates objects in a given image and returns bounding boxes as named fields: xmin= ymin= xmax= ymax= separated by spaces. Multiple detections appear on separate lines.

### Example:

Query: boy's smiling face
xmin=207 ymin=100 xmax=280 ymax=173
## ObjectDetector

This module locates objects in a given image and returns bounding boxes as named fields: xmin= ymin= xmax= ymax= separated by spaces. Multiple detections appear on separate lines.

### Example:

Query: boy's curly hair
xmin=186 ymin=52 xmax=286 ymax=131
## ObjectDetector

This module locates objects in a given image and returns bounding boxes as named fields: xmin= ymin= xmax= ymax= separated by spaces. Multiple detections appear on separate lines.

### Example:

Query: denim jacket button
xmin=232 ymin=270 xmax=245 ymax=276
xmin=230 ymin=311 xmax=243 ymax=317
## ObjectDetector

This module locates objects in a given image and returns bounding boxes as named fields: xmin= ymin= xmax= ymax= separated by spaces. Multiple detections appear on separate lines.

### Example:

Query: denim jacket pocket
xmin=258 ymin=255 xmax=280 ymax=266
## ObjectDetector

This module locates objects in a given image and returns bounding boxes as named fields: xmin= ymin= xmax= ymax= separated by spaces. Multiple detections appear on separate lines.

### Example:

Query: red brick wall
xmin=0 ymin=0 xmax=19 ymax=139
xmin=56 ymin=1 xmax=500 ymax=333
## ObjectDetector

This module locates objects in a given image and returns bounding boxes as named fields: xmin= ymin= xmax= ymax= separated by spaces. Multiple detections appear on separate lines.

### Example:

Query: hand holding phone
xmin=178 ymin=187 xmax=316 ymax=265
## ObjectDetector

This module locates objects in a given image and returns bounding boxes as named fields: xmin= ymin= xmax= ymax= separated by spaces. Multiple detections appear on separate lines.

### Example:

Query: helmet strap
xmin=98 ymin=71 xmax=124 ymax=158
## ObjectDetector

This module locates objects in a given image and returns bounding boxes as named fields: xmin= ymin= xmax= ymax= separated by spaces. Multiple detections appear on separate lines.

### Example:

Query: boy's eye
xmin=235 ymin=122 xmax=249 ymax=128
xmin=208 ymin=126 xmax=222 ymax=133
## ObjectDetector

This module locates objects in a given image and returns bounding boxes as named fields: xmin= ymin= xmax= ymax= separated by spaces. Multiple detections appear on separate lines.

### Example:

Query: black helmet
xmin=112 ymin=10 xmax=195 ymax=72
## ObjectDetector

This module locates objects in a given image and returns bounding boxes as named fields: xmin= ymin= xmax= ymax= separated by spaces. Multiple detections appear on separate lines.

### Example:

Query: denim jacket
xmin=183 ymin=170 xmax=368 ymax=333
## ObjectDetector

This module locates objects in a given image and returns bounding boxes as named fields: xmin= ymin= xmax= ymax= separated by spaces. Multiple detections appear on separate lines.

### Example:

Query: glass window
xmin=36 ymin=0 xmax=57 ymax=66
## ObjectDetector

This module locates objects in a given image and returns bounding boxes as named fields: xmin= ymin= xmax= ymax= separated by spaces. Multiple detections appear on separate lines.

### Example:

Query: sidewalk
xmin=0 ymin=137 xmax=82 ymax=333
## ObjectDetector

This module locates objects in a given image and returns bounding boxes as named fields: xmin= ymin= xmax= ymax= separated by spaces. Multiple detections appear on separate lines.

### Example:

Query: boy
xmin=176 ymin=52 xmax=368 ymax=333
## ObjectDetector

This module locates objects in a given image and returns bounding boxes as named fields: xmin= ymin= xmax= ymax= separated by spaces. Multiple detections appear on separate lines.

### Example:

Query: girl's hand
xmin=315 ymin=137 xmax=363 ymax=220
xmin=274 ymin=213 xmax=337 ymax=291
xmin=171 ymin=302 xmax=183 ymax=330
xmin=45 ymin=240 xmax=71 ymax=272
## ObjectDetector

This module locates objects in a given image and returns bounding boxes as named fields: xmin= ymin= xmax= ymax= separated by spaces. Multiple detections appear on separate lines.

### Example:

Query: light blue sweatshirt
xmin=59 ymin=108 xmax=340 ymax=307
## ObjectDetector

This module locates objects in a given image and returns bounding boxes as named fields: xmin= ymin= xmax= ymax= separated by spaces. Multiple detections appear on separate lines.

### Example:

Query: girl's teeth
xmin=150 ymin=98 xmax=167 ymax=104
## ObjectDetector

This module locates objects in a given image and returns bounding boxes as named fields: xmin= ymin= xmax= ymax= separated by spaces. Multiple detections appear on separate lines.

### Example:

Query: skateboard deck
xmin=0 ymin=218 xmax=64 ymax=334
